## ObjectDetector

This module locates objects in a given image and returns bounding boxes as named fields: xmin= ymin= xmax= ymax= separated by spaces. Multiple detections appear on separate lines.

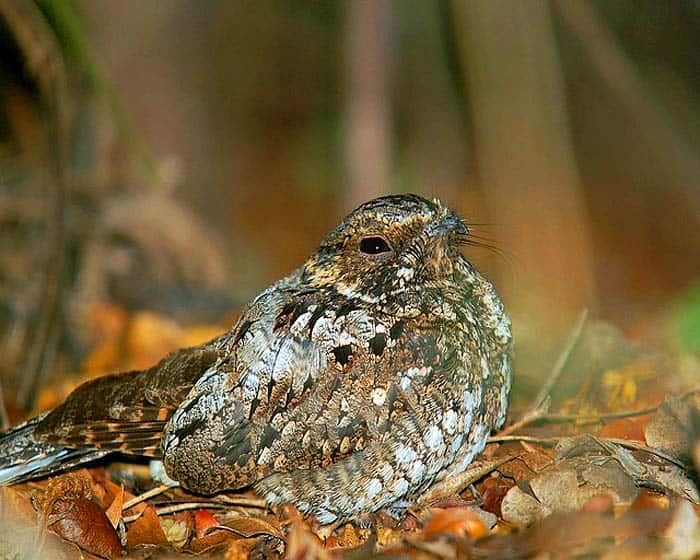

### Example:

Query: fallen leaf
xmin=161 ymin=518 xmax=189 ymax=548
xmin=325 ymin=523 xmax=362 ymax=549
xmin=285 ymin=520 xmax=329 ymax=560
xmin=47 ymin=498 xmax=123 ymax=559
xmin=602 ymin=361 xmax=655 ymax=409
xmin=195 ymin=509 xmax=219 ymax=538
xmin=663 ymin=500 xmax=700 ymax=560
xmin=104 ymin=485 xmax=123 ymax=529
xmin=376 ymin=526 xmax=404 ymax=547
xmin=423 ymin=507 xmax=488 ymax=539
xmin=629 ymin=488 xmax=669 ymax=511
xmin=480 ymin=474 xmax=514 ymax=517
xmin=502 ymin=435 xmax=641 ymax=526
xmin=224 ymin=537 xmax=263 ymax=560
xmin=645 ymin=393 xmax=700 ymax=462
xmin=581 ymin=493 xmax=614 ymax=513
xmin=126 ymin=504 xmax=168 ymax=548
xmin=599 ymin=415 xmax=652 ymax=442
xmin=216 ymin=515 xmax=283 ymax=540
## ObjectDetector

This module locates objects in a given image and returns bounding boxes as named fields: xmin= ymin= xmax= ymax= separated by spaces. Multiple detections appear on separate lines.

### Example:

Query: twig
xmin=154 ymin=497 xmax=268 ymax=514
xmin=211 ymin=496 xmax=268 ymax=508
xmin=489 ymin=435 xmax=559 ymax=445
xmin=499 ymin=309 xmax=589 ymax=437
xmin=541 ymin=406 xmax=657 ymax=423
xmin=487 ymin=434 xmax=687 ymax=469
xmin=532 ymin=308 xmax=589 ymax=411
xmin=122 ymin=484 xmax=175 ymax=512
xmin=416 ymin=455 xmax=518 ymax=506
xmin=208 ymin=523 xmax=283 ymax=540
xmin=154 ymin=503 xmax=227 ymax=516
xmin=605 ymin=437 xmax=687 ymax=470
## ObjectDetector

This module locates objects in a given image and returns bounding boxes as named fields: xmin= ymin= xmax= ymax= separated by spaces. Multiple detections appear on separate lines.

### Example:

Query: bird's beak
xmin=428 ymin=211 xmax=469 ymax=238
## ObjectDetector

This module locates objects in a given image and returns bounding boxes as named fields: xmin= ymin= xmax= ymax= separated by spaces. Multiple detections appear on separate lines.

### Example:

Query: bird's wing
xmin=198 ymin=306 xmax=465 ymax=488
xmin=34 ymin=339 xmax=225 ymax=456
xmin=250 ymin=319 xmax=456 ymax=472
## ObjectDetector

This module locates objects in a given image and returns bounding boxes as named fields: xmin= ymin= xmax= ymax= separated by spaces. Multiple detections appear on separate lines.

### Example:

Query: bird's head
xmin=302 ymin=194 xmax=471 ymax=303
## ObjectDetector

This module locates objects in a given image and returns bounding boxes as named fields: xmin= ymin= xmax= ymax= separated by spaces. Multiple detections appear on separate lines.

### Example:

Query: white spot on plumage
xmin=424 ymin=425 xmax=443 ymax=451
xmin=281 ymin=421 xmax=296 ymax=438
xmin=397 ymin=267 xmax=414 ymax=280
xmin=463 ymin=389 xmax=477 ymax=413
xmin=451 ymin=433 xmax=464 ymax=454
xmin=394 ymin=443 xmax=417 ymax=466
xmin=409 ymin=461 xmax=425 ymax=483
xmin=480 ymin=355 xmax=490 ymax=379
xmin=442 ymin=409 xmax=457 ymax=435
xmin=495 ymin=321 xmax=511 ymax=344
xmin=366 ymin=478 xmax=383 ymax=498
xmin=291 ymin=311 xmax=312 ymax=334
xmin=390 ymin=477 xmax=409 ymax=496
xmin=338 ymin=330 xmax=356 ymax=346
xmin=371 ymin=387 xmax=387 ymax=406
xmin=258 ymin=447 xmax=272 ymax=465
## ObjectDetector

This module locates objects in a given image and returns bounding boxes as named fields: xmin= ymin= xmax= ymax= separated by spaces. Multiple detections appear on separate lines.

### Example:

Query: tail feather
xmin=0 ymin=415 xmax=107 ymax=485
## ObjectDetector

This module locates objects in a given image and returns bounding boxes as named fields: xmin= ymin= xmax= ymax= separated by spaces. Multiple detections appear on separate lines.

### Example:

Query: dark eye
xmin=359 ymin=235 xmax=392 ymax=255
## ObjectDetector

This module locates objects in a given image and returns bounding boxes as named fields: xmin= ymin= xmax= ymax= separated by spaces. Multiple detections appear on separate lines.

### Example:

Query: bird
xmin=0 ymin=194 xmax=512 ymax=524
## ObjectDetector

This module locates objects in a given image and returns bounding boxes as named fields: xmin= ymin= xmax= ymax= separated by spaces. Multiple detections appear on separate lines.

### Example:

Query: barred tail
xmin=0 ymin=414 xmax=106 ymax=485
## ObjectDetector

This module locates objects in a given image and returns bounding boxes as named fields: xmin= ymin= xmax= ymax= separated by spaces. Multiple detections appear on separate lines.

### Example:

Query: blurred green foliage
xmin=672 ymin=282 xmax=700 ymax=354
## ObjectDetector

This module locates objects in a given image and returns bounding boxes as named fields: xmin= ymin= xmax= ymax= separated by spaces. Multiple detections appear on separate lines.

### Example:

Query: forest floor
xmin=1 ymin=307 xmax=699 ymax=560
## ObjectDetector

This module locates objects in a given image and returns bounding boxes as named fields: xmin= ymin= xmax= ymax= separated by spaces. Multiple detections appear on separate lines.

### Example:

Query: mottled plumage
xmin=0 ymin=194 xmax=512 ymax=524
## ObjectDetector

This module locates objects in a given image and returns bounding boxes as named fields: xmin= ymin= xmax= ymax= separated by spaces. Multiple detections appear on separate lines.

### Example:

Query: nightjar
xmin=0 ymin=194 xmax=512 ymax=524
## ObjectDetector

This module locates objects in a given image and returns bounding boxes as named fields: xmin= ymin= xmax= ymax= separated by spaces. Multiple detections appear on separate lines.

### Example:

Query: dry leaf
xmin=126 ymin=504 xmax=168 ymax=548
xmin=663 ymin=500 xmax=700 ymax=559
xmin=325 ymin=523 xmax=361 ymax=549
xmin=195 ymin=509 xmax=219 ymax=538
xmin=285 ymin=522 xmax=328 ymax=560
xmin=104 ymin=484 xmax=123 ymax=529
xmin=599 ymin=415 xmax=652 ymax=442
xmin=161 ymin=518 xmax=189 ymax=548
xmin=645 ymin=393 xmax=699 ymax=461
xmin=47 ymin=498 xmax=123 ymax=559
xmin=480 ymin=474 xmax=514 ymax=517
xmin=217 ymin=515 xmax=283 ymax=540
xmin=581 ymin=493 xmax=614 ymax=513
xmin=423 ymin=507 xmax=489 ymax=539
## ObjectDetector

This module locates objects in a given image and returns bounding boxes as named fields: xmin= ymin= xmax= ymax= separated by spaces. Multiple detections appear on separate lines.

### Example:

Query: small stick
xmin=499 ymin=309 xmax=589 ymax=437
xmin=605 ymin=437 xmax=687 ymax=469
xmin=212 ymin=496 xmax=268 ymax=508
xmin=488 ymin=435 xmax=559 ymax=445
xmin=416 ymin=455 xmax=518 ymax=506
xmin=155 ymin=503 xmax=227 ymax=516
xmin=487 ymin=434 xmax=687 ymax=469
xmin=531 ymin=308 xmax=589 ymax=412
xmin=540 ymin=406 xmax=657 ymax=423
xmin=122 ymin=483 xmax=175 ymax=511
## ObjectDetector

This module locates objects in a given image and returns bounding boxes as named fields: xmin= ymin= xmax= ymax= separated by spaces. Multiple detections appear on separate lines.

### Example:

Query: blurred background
xmin=0 ymin=0 xmax=699 ymax=417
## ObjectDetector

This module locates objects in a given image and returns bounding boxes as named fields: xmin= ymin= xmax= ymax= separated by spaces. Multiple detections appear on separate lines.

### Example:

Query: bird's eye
xmin=359 ymin=235 xmax=392 ymax=255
